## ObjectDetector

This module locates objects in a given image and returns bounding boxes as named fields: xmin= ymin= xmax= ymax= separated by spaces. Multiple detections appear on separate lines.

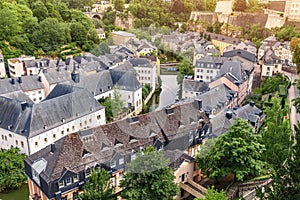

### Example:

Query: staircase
xmin=179 ymin=178 xmax=207 ymax=199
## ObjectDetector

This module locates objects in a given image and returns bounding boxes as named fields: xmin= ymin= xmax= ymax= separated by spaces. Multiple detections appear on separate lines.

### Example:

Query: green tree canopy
xmin=120 ymin=146 xmax=179 ymax=200
xmin=196 ymin=119 xmax=265 ymax=182
xmin=0 ymin=148 xmax=27 ymax=192
xmin=80 ymin=169 xmax=116 ymax=200
xmin=195 ymin=186 xmax=227 ymax=200
xmin=260 ymin=124 xmax=300 ymax=199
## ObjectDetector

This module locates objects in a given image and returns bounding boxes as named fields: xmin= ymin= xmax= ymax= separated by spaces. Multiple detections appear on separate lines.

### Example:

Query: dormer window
xmin=119 ymin=157 xmax=124 ymax=165
xmin=58 ymin=180 xmax=64 ymax=188
xmin=73 ymin=175 xmax=79 ymax=182
xmin=114 ymin=139 xmax=123 ymax=147
xmin=66 ymin=177 xmax=72 ymax=185
xmin=85 ymin=168 xmax=91 ymax=178
xmin=129 ymin=136 xmax=138 ymax=143
xmin=111 ymin=160 xmax=116 ymax=168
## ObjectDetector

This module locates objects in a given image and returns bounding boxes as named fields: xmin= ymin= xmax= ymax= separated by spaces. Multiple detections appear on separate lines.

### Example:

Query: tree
xmin=260 ymin=124 xmax=300 ymax=200
xmin=0 ymin=9 xmax=21 ymax=40
xmin=31 ymin=18 xmax=70 ymax=52
xmin=31 ymin=0 xmax=49 ymax=22
xmin=290 ymin=37 xmax=300 ymax=52
xmin=113 ymin=0 xmax=125 ymax=12
xmin=177 ymin=59 xmax=194 ymax=76
xmin=111 ymin=85 xmax=124 ymax=116
xmin=233 ymin=0 xmax=247 ymax=12
xmin=70 ymin=22 xmax=88 ymax=47
xmin=261 ymin=93 xmax=291 ymax=169
xmin=0 ymin=148 xmax=27 ymax=192
xmin=80 ymin=169 xmax=116 ymax=200
xmin=120 ymin=146 xmax=179 ymax=200
xmin=196 ymin=119 xmax=265 ymax=182
xmin=204 ymin=0 xmax=217 ymax=11
xmin=195 ymin=186 xmax=227 ymax=200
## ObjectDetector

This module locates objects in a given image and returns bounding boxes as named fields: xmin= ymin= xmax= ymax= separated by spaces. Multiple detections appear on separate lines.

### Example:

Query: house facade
xmin=24 ymin=99 xmax=210 ymax=200
xmin=111 ymin=31 xmax=137 ymax=45
xmin=194 ymin=56 xmax=227 ymax=82
xmin=8 ymin=56 xmax=35 ymax=77
xmin=261 ymin=49 xmax=283 ymax=77
xmin=0 ymin=84 xmax=106 ymax=155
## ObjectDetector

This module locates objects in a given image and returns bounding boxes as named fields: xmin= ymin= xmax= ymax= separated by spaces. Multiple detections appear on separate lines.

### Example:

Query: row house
xmin=260 ymin=49 xmax=282 ymax=77
xmin=0 ymin=75 xmax=46 ymax=103
xmin=0 ymin=84 xmax=106 ymax=155
xmin=24 ymin=99 xmax=211 ymax=200
xmin=125 ymin=39 xmax=157 ymax=56
xmin=182 ymin=79 xmax=209 ymax=99
xmin=258 ymin=36 xmax=293 ymax=66
xmin=129 ymin=58 xmax=158 ymax=89
xmin=209 ymin=60 xmax=254 ymax=106
xmin=194 ymin=56 xmax=228 ymax=82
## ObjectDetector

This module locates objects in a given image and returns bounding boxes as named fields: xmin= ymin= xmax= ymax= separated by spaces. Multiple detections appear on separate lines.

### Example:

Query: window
xmin=38 ymin=91 xmax=42 ymax=94
xmin=16 ymin=140 xmax=18 ymax=146
xmin=84 ymin=121 xmax=87 ymax=125
xmin=1 ymin=135 xmax=3 ymax=140
xmin=136 ymin=101 xmax=138 ymax=107
xmin=111 ymin=160 xmax=116 ymax=168
xmin=207 ymin=70 xmax=209 ymax=73
xmin=44 ymin=138 xmax=48 ymax=143
xmin=53 ymin=134 xmax=56 ymax=139
xmin=97 ymin=115 xmax=101 ymax=120
xmin=39 ymin=97 xmax=42 ymax=100
xmin=89 ymin=119 xmax=92 ymax=123
xmin=33 ymin=98 xmax=36 ymax=102
xmin=58 ymin=180 xmax=64 ymax=188
xmin=35 ymin=142 xmax=38 ymax=147
xmin=73 ymin=175 xmax=79 ymax=182
xmin=21 ymin=141 xmax=24 ymax=148
xmin=61 ymin=130 xmax=64 ymax=135
xmin=119 ymin=157 xmax=124 ymax=165
xmin=66 ymin=177 xmax=72 ymax=185
xmin=110 ymin=177 xmax=116 ymax=187
xmin=128 ymin=95 xmax=130 ymax=99
xmin=85 ymin=168 xmax=91 ymax=177
xmin=80 ymin=122 xmax=82 ymax=127
xmin=9 ymin=134 xmax=12 ymax=138
xmin=5 ymin=136 xmax=7 ymax=141
xmin=72 ymin=126 xmax=75 ymax=131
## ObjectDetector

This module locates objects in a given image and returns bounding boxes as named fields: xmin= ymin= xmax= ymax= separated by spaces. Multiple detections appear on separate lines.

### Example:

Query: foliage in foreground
xmin=120 ymin=146 xmax=179 ymax=200
xmin=196 ymin=119 xmax=265 ymax=182
xmin=195 ymin=186 xmax=227 ymax=200
xmin=80 ymin=169 xmax=116 ymax=200
xmin=0 ymin=148 xmax=27 ymax=192
xmin=258 ymin=124 xmax=300 ymax=199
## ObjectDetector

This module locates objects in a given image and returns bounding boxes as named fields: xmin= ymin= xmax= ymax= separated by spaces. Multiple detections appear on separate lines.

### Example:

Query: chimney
xmin=50 ymin=143 xmax=55 ymax=153
xmin=38 ymin=76 xmax=42 ymax=82
xmin=249 ymin=101 xmax=255 ymax=107
xmin=18 ymin=77 xmax=22 ymax=84
xmin=21 ymin=102 xmax=27 ymax=111
xmin=225 ymin=110 xmax=233 ymax=119
xmin=71 ymin=63 xmax=80 ymax=83
xmin=42 ymin=68 xmax=47 ymax=74
xmin=194 ymin=99 xmax=202 ymax=110
xmin=11 ymin=78 xmax=15 ymax=85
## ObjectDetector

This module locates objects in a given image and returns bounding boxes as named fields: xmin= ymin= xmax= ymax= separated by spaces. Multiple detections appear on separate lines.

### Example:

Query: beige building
xmin=111 ymin=31 xmax=137 ymax=45
xmin=285 ymin=0 xmax=300 ymax=21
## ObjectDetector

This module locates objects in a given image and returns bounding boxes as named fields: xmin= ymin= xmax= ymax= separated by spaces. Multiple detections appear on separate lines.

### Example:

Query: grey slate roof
xmin=233 ymin=103 xmax=263 ymax=124
xmin=110 ymin=64 xmax=140 ymax=91
xmin=1 ymin=91 xmax=33 ymax=103
xmin=209 ymin=112 xmax=233 ymax=138
xmin=43 ymin=68 xmax=74 ymax=85
xmin=205 ymin=32 xmax=240 ymax=44
xmin=0 ymin=75 xmax=44 ymax=95
xmin=182 ymin=79 xmax=209 ymax=93
xmin=218 ymin=60 xmax=249 ymax=83
xmin=128 ymin=58 xmax=155 ymax=68
xmin=195 ymin=56 xmax=228 ymax=68
xmin=0 ymin=84 xmax=104 ymax=138
xmin=25 ymin=99 xmax=209 ymax=183
xmin=197 ymin=84 xmax=232 ymax=113
xmin=262 ymin=49 xmax=282 ymax=65
xmin=76 ymin=70 xmax=113 ymax=96
xmin=223 ymin=41 xmax=257 ymax=62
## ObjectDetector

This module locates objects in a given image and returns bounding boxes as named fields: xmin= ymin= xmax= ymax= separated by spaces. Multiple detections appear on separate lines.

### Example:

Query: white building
xmin=261 ymin=49 xmax=283 ymax=77
xmin=0 ymin=75 xmax=46 ymax=104
xmin=0 ymin=53 xmax=6 ymax=78
xmin=0 ymin=84 xmax=106 ymax=155
xmin=194 ymin=56 xmax=228 ymax=82
xmin=8 ymin=56 xmax=35 ymax=77
xmin=129 ymin=58 xmax=158 ymax=89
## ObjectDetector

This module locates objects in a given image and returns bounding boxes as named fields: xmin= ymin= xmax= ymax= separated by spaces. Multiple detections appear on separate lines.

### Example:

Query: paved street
xmin=283 ymin=71 xmax=300 ymax=140
xmin=156 ymin=75 xmax=179 ymax=110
